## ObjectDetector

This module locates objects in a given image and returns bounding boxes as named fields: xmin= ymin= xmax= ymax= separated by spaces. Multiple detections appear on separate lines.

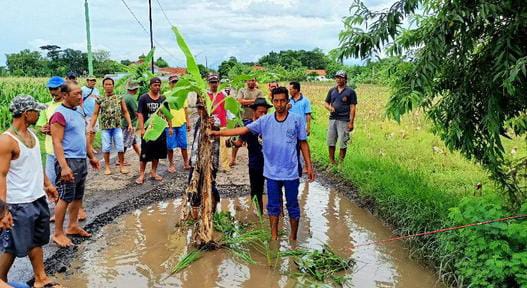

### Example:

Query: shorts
xmin=122 ymin=128 xmax=138 ymax=149
xmin=101 ymin=128 xmax=124 ymax=153
xmin=266 ymin=178 xmax=300 ymax=219
xmin=45 ymin=154 xmax=57 ymax=184
xmin=1 ymin=196 xmax=50 ymax=257
xmin=55 ymin=158 xmax=88 ymax=203
xmin=166 ymin=125 xmax=188 ymax=150
xmin=140 ymin=133 xmax=167 ymax=162
xmin=85 ymin=116 xmax=99 ymax=133
xmin=327 ymin=119 xmax=350 ymax=149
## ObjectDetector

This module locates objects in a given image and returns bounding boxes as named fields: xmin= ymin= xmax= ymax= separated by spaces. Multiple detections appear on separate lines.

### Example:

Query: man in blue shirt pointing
xmin=210 ymin=87 xmax=315 ymax=241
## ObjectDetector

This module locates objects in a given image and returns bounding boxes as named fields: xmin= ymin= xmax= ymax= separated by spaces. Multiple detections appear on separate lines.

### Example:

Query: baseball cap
xmin=335 ymin=70 xmax=347 ymax=79
xmin=66 ymin=71 xmax=77 ymax=79
xmin=87 ymin=75 xmax=96 ymax=81
xmin=250 ymin=97 xmax=272 ymax=110
xmin=207 ymin=74 xmax=219 ymax=82
xmin=47 ymin=76 xmax=65 ymax=89
xmin=9 ymin=95 xmax=47 ymax=115
xmin=168 ymin=74 xmax=179 ymax=83
xmin=150 ymin=77 xmax=162 ymax=85
xmin=125 ymin=80 xmax=141 ymax=90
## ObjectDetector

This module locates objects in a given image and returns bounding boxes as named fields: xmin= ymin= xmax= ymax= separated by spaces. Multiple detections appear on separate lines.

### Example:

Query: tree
xmin=258 ymin=49 xmax=329 ymax=70
xmin=120 ymin=59 xmax=132 ymax=66
xmin=155 ymin=57 xmax=169 ymax=68
xmin=40 ymin=45 xmax=61 ymax=60
xmin=6 ymin=49 xmax=49 ymax=76
xmin=93 ymin=50 xmax=111 ymax=62
xmin=218 ymin=56 xmax=239 ymax=78
xmin=197 ymin=64 xmax=209 ymax=78
xmin=339 ymin=0 xmax=527 ymax=204
xmin=94 ymin=60 xmax=125 ymax=77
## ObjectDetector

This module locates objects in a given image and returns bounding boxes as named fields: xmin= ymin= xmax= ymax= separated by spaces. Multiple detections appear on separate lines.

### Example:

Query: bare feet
xmin=52 ymin=234 xmax=73 ymax=248
xmin=183 ymin=164 xmax=191 ymax=170
xmin=135 ymin=175 xmax=145 ymax=185
xmin=120 ymin=167 xmax=130 ymax=174
xmin=115 ymin=161 xmax=131 ymax=166
xmin=229 ymin=160 xmax=236 ymax=167
xmin=66 ymin=226 xmax=92 ymax=237
xmin=33 ymin=280 xmax=64 ymax=288
xmin=78 ymin=208 xmax=87 ymax=221
xmin=150 ymin=174 xmax=163 ymax=181
xmin=104 ymin=168 xmax=112 ymax=175
xmin=167 ymin=165 xmax=176 ymax=173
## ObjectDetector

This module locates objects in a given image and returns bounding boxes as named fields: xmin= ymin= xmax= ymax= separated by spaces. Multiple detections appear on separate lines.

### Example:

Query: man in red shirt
xmin=207 ymin=74 xmax=230 ymax=171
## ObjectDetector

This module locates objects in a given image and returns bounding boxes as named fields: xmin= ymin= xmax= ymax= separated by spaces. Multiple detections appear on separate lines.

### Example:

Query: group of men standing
xmin=0 ymin=69 xmax=356 ymax=287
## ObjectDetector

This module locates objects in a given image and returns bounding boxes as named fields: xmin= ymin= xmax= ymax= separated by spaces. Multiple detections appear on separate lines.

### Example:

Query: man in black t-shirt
xmin=136 ymin=77 xmax=172 ymax=184
xmin=324 ymin=71 xmax=357 ymax=164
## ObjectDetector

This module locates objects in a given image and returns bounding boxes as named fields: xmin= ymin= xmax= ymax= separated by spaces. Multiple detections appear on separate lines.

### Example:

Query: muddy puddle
xmin=55 ymin=182 xmax=441 ymax=287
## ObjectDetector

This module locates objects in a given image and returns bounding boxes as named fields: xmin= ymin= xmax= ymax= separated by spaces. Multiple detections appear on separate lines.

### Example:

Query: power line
xmin=155 ymin=0 xmax=173 ymax=27
xmin=120 ymin=0 xmax=180 ymax=64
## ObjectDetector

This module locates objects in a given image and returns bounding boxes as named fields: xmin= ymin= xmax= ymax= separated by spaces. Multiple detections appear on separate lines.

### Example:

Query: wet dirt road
xmin=53 ymin=181 xmax=441 ymax=287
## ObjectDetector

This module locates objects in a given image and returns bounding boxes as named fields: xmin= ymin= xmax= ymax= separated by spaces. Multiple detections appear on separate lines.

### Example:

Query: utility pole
xmin=148 ymin=0 xmax=154 ymax=73
xmin=84 ymin=0 xmax=93 ymax=75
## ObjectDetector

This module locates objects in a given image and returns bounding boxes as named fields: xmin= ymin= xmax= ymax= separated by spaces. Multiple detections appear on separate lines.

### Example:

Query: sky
xmin=0 ymin=0 xmax=394 ymax=69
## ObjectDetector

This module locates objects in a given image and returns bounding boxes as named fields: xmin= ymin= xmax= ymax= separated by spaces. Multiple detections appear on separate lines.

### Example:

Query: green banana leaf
xmin=172 ymin=27 xmax=204 ymax=87
xmin=143 ymin=114 xmax=168 ymax=142
xmin=224 ymin=96 xmax=241 ymax=116
xmin=160 ymin=103 xmax=174 ymax=120
xmin=227 ymin=118 xmax=243 ymax=129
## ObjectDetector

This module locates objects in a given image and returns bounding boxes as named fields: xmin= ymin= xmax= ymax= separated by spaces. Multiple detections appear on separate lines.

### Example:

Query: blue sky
xmin=0 ymin=0 xmax=393 ymax=69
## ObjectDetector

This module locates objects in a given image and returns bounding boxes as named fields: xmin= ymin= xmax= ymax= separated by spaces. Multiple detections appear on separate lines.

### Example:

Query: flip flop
xmin=135 ymin=177 xmax=145 ymax=185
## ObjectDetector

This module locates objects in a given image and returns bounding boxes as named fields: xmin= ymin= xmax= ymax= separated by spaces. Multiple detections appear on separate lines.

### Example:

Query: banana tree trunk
xmin=184 ymin=104 xmax=216 ymax=246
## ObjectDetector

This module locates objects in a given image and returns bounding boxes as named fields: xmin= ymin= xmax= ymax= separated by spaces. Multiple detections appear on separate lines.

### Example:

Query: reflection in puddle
xmin=56 ymin=182 xmax=441 ymax=288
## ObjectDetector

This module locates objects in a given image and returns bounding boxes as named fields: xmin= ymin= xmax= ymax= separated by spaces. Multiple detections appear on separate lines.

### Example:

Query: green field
xmin=303 ymin=82 xmax=527 ymax=287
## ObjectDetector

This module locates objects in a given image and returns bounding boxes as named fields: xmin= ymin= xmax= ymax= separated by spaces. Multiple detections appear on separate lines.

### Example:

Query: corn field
xmin=0 ymin=77 xmax=51 ymax=130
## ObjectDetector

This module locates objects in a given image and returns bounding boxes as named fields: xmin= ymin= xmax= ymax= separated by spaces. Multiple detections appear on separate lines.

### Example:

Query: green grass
xmin=303 ymin=83 xmax=525 ymax=281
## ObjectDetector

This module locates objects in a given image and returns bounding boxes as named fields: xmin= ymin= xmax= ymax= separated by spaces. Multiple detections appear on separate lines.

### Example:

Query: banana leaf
xmin=160 ymin=103 xmax=174 ymax=120
xmin=224 ymin=96 xmax=241 ymax=116
xmin=143 ymin=114 xmax=168 ymax=142
xmin=171 ymin=27 xmax=204 ymax=88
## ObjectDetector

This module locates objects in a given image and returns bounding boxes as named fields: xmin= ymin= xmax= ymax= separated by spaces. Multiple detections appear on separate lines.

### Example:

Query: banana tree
xmin=143 ymin=27 xmax=241 ymax=246
xmin=115 ymin=49 xmax=156 ymax=96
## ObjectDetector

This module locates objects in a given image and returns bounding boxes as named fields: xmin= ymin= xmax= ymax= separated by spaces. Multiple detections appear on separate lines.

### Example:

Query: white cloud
xmin=0 ymin=0 xmax=396 ymax=68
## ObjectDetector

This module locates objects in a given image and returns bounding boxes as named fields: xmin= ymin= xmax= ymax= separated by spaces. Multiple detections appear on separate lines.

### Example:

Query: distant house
xmin=252 ymin=65 xmax=266 ymax=71
xmin=157 ymin=67 xmax=187 ymax=76
xmin=306 ymin=69 xmax=330 ymax=81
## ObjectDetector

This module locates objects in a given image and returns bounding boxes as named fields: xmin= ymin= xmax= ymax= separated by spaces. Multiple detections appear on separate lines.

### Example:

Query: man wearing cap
xmin=136 ymin=77 xmax=172 ymax=184
xmin=210 ymin=87 xmax=315 ymax=241
xmin=207 ymin=74 xmax=230 ymax=172
xmin=324 ymin=71 xmax=357 ymax=164
xmin=231 ymin=77 xmax=264 ymax=167
xmin=0 ymin=95 xmax=62 ymax=288
xmin=120 ymin=80 xmax=141 ymax=163
xmin=81 ymin=76 xmax=100 ymax=155
xmin=166 ymin=75 xmax=191 ymax=173
xmin=50 ymin=81 xmax=100 ymax=248
xmin=36 ymin=76 xmax=65 ymax=186
xmin=66 ymin=72 xmax=77 ymax=83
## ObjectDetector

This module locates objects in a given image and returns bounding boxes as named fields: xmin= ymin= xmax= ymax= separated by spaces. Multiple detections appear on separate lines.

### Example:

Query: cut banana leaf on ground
xmin=144 ymin=114 xmax=168 ymax=142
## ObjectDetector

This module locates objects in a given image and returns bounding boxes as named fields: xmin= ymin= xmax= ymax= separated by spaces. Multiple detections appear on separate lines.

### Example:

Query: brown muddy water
xmin=56 ymin=182 xmax=442 ymax=287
